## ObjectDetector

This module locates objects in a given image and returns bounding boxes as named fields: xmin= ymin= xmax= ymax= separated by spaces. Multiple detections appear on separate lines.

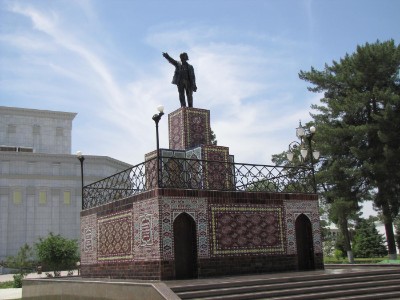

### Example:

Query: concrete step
xmin=171 ymin=269 xmax=400 ymax=293
xmin=170 ymin=268 xmax=400 ymax=300
xmin=328 ymin=291 xmax=400 ymax=300
xmin=265 ymin=285 xmax=400 ymax=300
xmin=176 ymin=274 xmax=400 ymax=299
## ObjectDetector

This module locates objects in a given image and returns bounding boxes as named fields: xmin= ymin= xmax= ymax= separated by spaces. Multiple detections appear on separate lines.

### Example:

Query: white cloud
xmin=2 ymin=2 xmax=316 ymax=166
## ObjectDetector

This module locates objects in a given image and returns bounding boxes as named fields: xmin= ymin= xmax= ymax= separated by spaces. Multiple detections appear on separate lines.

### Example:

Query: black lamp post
xmin=152 ymin=105 xmax=164 ymax=188
xmin=286 ymin=121 xmax=320 ymax=192
xmin=76 ymin=151 xmax=85 ymax=209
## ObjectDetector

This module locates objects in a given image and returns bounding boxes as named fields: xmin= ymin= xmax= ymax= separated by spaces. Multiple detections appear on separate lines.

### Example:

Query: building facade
xmin=0 ymin=106 xmax=131 ymax=260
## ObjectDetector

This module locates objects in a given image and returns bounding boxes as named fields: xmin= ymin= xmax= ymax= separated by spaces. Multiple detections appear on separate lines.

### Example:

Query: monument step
xmin=169 ymin=268 xmax=400 ymax=300
xmin=328 ymin=291 xmax=400 ymax=300
xmin=170 ymin=269 xmax=400 ymax=292
xmin=177 ymin=276 xmax=400 ymax=299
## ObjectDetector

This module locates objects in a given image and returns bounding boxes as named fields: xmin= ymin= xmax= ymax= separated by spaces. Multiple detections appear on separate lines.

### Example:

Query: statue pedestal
xmin=145 ymin=107 xmax=233 ymax=190
xmin=168 ymin=107 xmax=211 ymax=150
xmin=80 ymin=106 xmax=323 ymax=281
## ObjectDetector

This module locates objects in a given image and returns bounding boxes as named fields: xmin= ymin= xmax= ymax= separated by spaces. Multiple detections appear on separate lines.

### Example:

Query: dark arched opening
xmin=173 ymin=213 xmax=198 ymax=279
xmin=295 ymin=213 xmax=315 ymax=270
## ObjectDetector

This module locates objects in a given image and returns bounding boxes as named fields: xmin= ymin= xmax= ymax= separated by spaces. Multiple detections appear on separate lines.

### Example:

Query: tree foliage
xmin=6 ymin=243 xmax=34 ymax=275
xmin=35 ymin=233 xmax=79 ymax=275
xmin=299 ymin=40 xmax=400 ymax=258
xmin=352 ymin=218 xmax=388 ymax=258
xmin=210 ymin=129 xmax=217 ymax=145
xmin=394 ymin=216 xmax=400 ymax=253
xmin=6 ymin=243 xmax=35 ymax=288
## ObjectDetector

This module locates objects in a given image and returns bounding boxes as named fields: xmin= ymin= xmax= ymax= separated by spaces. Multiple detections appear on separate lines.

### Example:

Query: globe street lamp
xmin=76 ymin=151 xmax=85 ymax=209
xmin=286 ymin=121 xmax=320 ymax=192
xmin=152 ymin=105 xmax=164 ymax=188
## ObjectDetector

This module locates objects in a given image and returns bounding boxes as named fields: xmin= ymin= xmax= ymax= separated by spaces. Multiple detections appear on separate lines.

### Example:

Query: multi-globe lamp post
xmin=152 ymin=105 xmax=165 ymax=188
xmin=286 ymin=121 xmax=320 ymax=193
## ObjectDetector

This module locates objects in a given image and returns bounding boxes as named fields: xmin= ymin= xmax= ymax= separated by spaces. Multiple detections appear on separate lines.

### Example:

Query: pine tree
xmin=299 ymin=40 xmax=400 ymax=259
xmin=353 ymin=218 xmax=388 ymax=258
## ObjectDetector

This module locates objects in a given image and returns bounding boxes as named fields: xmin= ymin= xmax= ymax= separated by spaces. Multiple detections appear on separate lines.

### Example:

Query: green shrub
xmin=35 ymin=233 xmax=79 ymax=276
xmin=12 ymin=274 xmax=24 ymax=288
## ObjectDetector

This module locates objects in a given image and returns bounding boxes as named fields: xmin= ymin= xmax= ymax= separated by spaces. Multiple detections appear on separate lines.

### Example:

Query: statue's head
xmin=180 ymin=52 xmax=189 ymax=62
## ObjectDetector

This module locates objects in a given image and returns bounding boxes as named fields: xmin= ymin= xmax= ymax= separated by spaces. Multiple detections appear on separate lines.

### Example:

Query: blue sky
xmin=1 ymin=0 xmax=399 ymax=215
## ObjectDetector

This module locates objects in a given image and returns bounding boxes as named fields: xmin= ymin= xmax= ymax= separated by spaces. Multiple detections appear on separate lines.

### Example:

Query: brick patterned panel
xmin=81 ymin=214 xmax=97 ymax=265
xmin=161 ymin=197 xmax=209 ymax=260
xmin=202 ymin=146 xmax=233 ymax=190
xmin=169 ymin=109 xmax=185 ymax=150
xmin=168 ymin=108 xmax=211 ymax=150
xmin=210 ymin=205 xmax=285 ymax=256
xmin=186 ymin=108 xmax=211 ymax=148
xmin=133 ymin=198 xmax=161 ymax=260
xmin=97 ymin=210 xmax=133 ymax=262
xmin=284 ymin=200 xmax=322 ymax=254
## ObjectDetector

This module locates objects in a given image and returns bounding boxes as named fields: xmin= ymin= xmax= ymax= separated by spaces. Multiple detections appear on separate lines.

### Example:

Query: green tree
xmin=299 ymin=40 xmax=400 ymax=259
xmin=353 ymin=217 xmax=388 ymax=258
xmin=394 ymin=216 xmax=400 ymax=254
xmin=329 ymin=199 xmax=360 ymax=263
xmin=6 ymin=243 xmax=35 ymax=287
xmin=6 ymin=243 xmax=34 ymax=275
xmin=35 ymin=233 xmax=79 ymax=276
xmin=210 ymin=129 xmax=217 ymax=145
xmin=246 ymin=179 xmax=276 ymax=192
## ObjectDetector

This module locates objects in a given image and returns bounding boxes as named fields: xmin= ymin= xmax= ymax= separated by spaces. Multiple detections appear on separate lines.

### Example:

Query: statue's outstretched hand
xmin=193 ymin=86 xmax=197 ymax=92
xmin=162 ymin=52 xmax=168 ymax=58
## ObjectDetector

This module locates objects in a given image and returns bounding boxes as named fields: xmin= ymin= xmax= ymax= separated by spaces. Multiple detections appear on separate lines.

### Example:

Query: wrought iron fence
xmin=82 ymin=156 xmax=314 ymax=209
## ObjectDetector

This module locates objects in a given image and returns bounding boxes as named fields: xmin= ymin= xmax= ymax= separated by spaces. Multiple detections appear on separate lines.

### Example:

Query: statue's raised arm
xmin=162 ymin=52 xmax=197 ymax=108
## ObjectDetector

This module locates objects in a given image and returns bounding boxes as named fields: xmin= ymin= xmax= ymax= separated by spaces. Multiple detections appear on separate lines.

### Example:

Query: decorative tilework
xmin=284 ymin=200 xmax=322 ymax=254
xmin=169 ymin=109 xmax=185 ymax=150
xmin=81 ymin=214 xmax=97 ymax=265
xmin=210 ymin=205 xmax=285 ymax=256
xmin=202 ymin=146 xmax=233 ymax=190
xmin=168 ymin=108 xmax=211 ymax=150
xmin=133 ymin=198 xmax=161 ymax=260
xmin=161 ymin=197 xmax=209 ymax=259
xmin=97 ymin=210 xmax=133 ymax=262
xmin=186 ymin=109 xmax=210 ymax=148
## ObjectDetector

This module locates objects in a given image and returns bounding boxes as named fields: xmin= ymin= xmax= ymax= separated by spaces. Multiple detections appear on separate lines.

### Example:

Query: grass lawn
xmin=324 ymin=256 xmax=400 ymax=264
xmin=0 ymin=281 xmax=14 ymax=289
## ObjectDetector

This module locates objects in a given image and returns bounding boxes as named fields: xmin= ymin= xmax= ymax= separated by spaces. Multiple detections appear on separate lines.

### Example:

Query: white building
xmin=0 ymin=106 xmax=131 ymax=260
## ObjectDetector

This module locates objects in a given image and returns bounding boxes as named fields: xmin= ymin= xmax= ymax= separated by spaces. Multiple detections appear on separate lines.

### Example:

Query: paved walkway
xmin=0 ymin=270 xmax=79 ymax=300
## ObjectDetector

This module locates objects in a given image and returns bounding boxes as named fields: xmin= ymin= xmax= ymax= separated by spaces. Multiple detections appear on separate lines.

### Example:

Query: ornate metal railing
xmin=82 ymin=156 xmax=314 ymax=209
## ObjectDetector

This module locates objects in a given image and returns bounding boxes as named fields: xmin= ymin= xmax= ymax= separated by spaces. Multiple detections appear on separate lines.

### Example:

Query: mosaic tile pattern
xmin=168 ymin=108 xmax=211 ymax=150
xmin=81 ymin=214 xmax=97 ymax=265
xmin=133 ymin=198 xmax=161 ymax=260
xmin=97 ymin=210 xmax=133 ymax=262
xmin=210 ymin=205 xmax=285 ymax=256
xmin=186 ymin=109 xmax=210 ymax=148
xmin=202 ymin=146 xmax=233 ymax=190
xmin=161 ymin=197 xmax=209 ymax=259
xmin=169 ymin=109 xmax=185 ymax=150
xmin=284 ymin=200 xmax=322 ymax=254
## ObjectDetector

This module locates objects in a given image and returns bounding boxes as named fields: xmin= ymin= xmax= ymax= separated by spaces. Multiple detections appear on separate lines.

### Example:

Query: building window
xmin=39 ymin=191 xmax=47 ymax=204
xmin=64 ymin=191 xmax=71 ymax=205
xmin=13 ymin=190 xmax=22 ymax=205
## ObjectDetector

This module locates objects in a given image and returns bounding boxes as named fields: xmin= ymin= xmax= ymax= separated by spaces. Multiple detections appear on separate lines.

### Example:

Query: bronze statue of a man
xmin=163 ymin=52 xmax=197 ymax=108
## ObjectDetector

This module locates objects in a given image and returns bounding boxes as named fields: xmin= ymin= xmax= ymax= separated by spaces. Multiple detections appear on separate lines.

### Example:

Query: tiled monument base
xmin=80 ymin=106 xmax=323 ymax=280
xmin=80 ymin=189 xmax=323 ymax=280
